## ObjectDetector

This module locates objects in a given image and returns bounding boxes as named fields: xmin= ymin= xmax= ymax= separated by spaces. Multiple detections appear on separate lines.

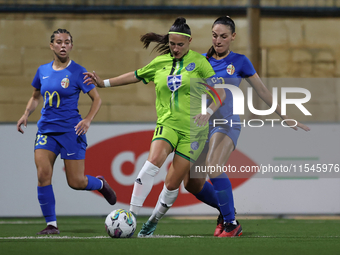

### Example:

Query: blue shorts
xmin=203 ymin=124 xmax=241 ymax=153
xmin=34 ymin=131 xmax=87 ymax=160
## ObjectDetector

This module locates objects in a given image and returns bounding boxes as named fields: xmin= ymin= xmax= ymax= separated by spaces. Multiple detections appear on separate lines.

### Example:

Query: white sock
xmin=149 ymin=184 xmax=179 ymax=223
xmin=129 ymin=160 xmax=160 ymax=215
xmin=225 ymin=220 xmax=237 ymax=225
xmin=47 ymin=221 xmax=57 ymax=228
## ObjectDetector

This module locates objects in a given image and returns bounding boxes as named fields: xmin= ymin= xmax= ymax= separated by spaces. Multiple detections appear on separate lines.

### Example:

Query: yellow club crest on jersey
xmin=226 ymin=64 xmax=235 ymax=75
xmin=61 ymin=77 xmax=70 ymax=88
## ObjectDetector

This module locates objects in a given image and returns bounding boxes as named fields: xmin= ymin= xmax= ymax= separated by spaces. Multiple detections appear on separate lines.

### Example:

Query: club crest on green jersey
xmin=185 ymin=62 xmax=196 ymax=71
xmin=167 ymin=75 xmax=182 ymax=92
xmin=190 ymin=141 xmax=199 ymax=150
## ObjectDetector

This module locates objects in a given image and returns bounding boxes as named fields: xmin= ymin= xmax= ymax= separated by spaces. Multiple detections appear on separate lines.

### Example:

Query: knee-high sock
xmin=37 ymin=185 xmax=56 ymax=226
xmin=194 ymin=181 xmax=219 ymax=210
xmin=85 ymin=175 xmax=103 ymax=190
xmin=210 ymin=173 xmax=235 ymax=223
xmin=129 ymin=160 xmax=160 ymax=215
xmin=149 ymin=184 xmax=179 ymax=223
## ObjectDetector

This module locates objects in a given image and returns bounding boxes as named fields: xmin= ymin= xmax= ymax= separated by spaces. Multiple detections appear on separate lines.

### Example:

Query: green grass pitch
xmin=0 ymin=216 xmax=339 ymax=255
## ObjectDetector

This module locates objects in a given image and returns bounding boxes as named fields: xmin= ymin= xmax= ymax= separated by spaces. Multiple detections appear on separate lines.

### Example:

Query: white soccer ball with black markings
xmin=105 ymin=209 xmax=136 ymax=238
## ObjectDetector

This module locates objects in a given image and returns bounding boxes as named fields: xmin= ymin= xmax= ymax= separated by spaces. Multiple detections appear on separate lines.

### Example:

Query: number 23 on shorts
xmin=35 ymin=134 xmax=48 ymax=146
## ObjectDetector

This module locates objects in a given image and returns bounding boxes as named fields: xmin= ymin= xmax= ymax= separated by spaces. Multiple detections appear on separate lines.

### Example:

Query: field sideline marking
xmin=0 ymin=221 xmax=45 ymax=224
xmin=3 ymin=220 xmax=209 ymax=225
xmin=170 ymin=215 xmax=340 ymax=220
xmin=0 ymin=236 xmax=110 ymax=240
xmin=0 ymin=235 xmax=205 ymax=240
xmin=1 ymin=235 xmax=339 ymax=240
xmin=1 ymin=216 xmax=340 ymax=225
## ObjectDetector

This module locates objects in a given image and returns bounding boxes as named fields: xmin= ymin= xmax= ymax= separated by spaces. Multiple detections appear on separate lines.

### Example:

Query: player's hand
xmin=296 ymin=121 xmax=310 ymax=131
xmin=284 ymin=119 xmax=311 ymax=132
xmin=17 ymin=115 xmax=28 ymax=134
xmin=193 ymin=113 xmax=211 ymax=127
xmin=83 ymin=71 xmax=104 ymax=88
xmin=75 ymin=119 xmax=91 ymax=136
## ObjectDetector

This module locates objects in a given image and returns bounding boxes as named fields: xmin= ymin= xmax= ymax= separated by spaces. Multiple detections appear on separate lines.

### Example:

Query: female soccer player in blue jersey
xmin=183 ymin=16 xmax=310 ymax=237
xmin=17 ymin=29 xmax=117 ymax=235
xmin=84 ymin=17 xmax=225 ymax=237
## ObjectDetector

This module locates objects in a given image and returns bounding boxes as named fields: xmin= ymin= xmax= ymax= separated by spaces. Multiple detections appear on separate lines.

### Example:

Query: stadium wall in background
xmin=0 ymin=14 xmax=340 ymax=123
xmin=0 ymin=123 xmax=339 ymax=217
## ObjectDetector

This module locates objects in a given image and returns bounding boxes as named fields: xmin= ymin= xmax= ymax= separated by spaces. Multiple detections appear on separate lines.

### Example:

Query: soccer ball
xmin=105 ymin=209 xmax=136 ymax=238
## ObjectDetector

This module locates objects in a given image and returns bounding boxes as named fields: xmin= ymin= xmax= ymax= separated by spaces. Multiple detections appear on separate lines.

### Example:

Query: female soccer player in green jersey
xmin=84 ymin=17 xmax=225 ymax=237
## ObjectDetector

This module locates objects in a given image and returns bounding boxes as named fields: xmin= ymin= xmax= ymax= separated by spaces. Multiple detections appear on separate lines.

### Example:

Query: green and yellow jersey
xmin=135 ymin=50 xmax=215 ymax=139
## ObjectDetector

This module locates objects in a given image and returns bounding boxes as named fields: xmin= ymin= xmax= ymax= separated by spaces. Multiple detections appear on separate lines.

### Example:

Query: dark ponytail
xmin=140 ymin=17 xmax=191 ymax=55
xmin=206 ymin=46 xmax=215 ymax=59
xmin=140 ymin=33 xmax=170 ymax=55
xmin=206 ymin=16 xmax=235 ymax=59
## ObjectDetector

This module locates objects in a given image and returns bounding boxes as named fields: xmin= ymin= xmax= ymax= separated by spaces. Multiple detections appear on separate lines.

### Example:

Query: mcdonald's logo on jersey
xmin=61 ymin=77 xmax=70 ymax=88
xmin=44 ymin=91 xmax=60 ymax=108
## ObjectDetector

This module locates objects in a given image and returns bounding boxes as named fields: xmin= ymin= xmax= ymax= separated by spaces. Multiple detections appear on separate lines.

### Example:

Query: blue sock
xmin=210 ymin=173 xmax=235 ymax=223
xmin=194 ymin=181 xmax=219 ymax=210
xmin=85 ymin=175 xmax=103 ymax=190
xmin=37 ymin=185 xmax=56 ymax=223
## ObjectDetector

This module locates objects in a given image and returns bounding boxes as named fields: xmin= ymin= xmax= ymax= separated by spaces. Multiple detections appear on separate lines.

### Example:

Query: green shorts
xmin=152 ymin=125 xmax=206 ymax=162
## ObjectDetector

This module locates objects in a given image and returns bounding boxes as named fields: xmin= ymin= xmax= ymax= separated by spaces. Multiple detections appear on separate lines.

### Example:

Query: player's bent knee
xmin=67 ymin=178 xmax=87 ymax=190
xmin=184 ymin=181 xmax=197 ymax=194
xmin=68 ymin=183 xmax=85 ymax=190
xmin=147 ymin=157 xmax=164 ymax=168
xmin=37 ymin=170 xmax=52 ymax=185
xmin=184 ymin=179 xmax=204 ymax=194
xmin=164 ymin=182 xmax=180 ymax=191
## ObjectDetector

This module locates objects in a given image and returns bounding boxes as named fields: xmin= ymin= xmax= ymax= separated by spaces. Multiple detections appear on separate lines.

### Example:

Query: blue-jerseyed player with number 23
xmin=17 ymin=29 xmax=117 ymax=235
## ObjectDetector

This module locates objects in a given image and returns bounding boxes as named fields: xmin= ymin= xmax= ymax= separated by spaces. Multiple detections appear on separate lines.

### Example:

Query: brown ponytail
xmin=140 ymin=32 xmax=170 ymax=55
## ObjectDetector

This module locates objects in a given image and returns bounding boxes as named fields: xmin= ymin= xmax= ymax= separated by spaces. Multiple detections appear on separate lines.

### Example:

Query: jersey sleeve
xmin=205 ymin=74 xmax=220 ymax=87
xmin=32 ymin=67 xmax=41 ymax=89
xmin=78 ymin=66 xmax=95 ymax=94
xmin=135 ymin=59 xmax=156 ymax=84
xmin=241 ymin=55 xmax=256 ymax=78
xmin=199 ymin=57 xmax=216 ymax=79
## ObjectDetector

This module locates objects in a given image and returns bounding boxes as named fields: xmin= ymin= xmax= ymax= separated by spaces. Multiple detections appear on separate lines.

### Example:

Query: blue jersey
xmin=32 ymin=60 xmax=95 ymax=133
xmin=203 ymin=51 xmax=256 ymax=123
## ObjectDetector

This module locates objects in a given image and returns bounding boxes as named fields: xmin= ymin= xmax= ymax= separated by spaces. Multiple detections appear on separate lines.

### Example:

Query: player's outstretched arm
xmin=246 ymin=73 xmax=310 ymax=132
xmin=283 ymin=119 xmax=310 ymax=132
xmin=17 ymin=88 xmax=41 ymax=134
xmin=193 ymin=88 xmax=226 ymax=127
xmin=83 ymin=71 xmax=139 ymax=88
